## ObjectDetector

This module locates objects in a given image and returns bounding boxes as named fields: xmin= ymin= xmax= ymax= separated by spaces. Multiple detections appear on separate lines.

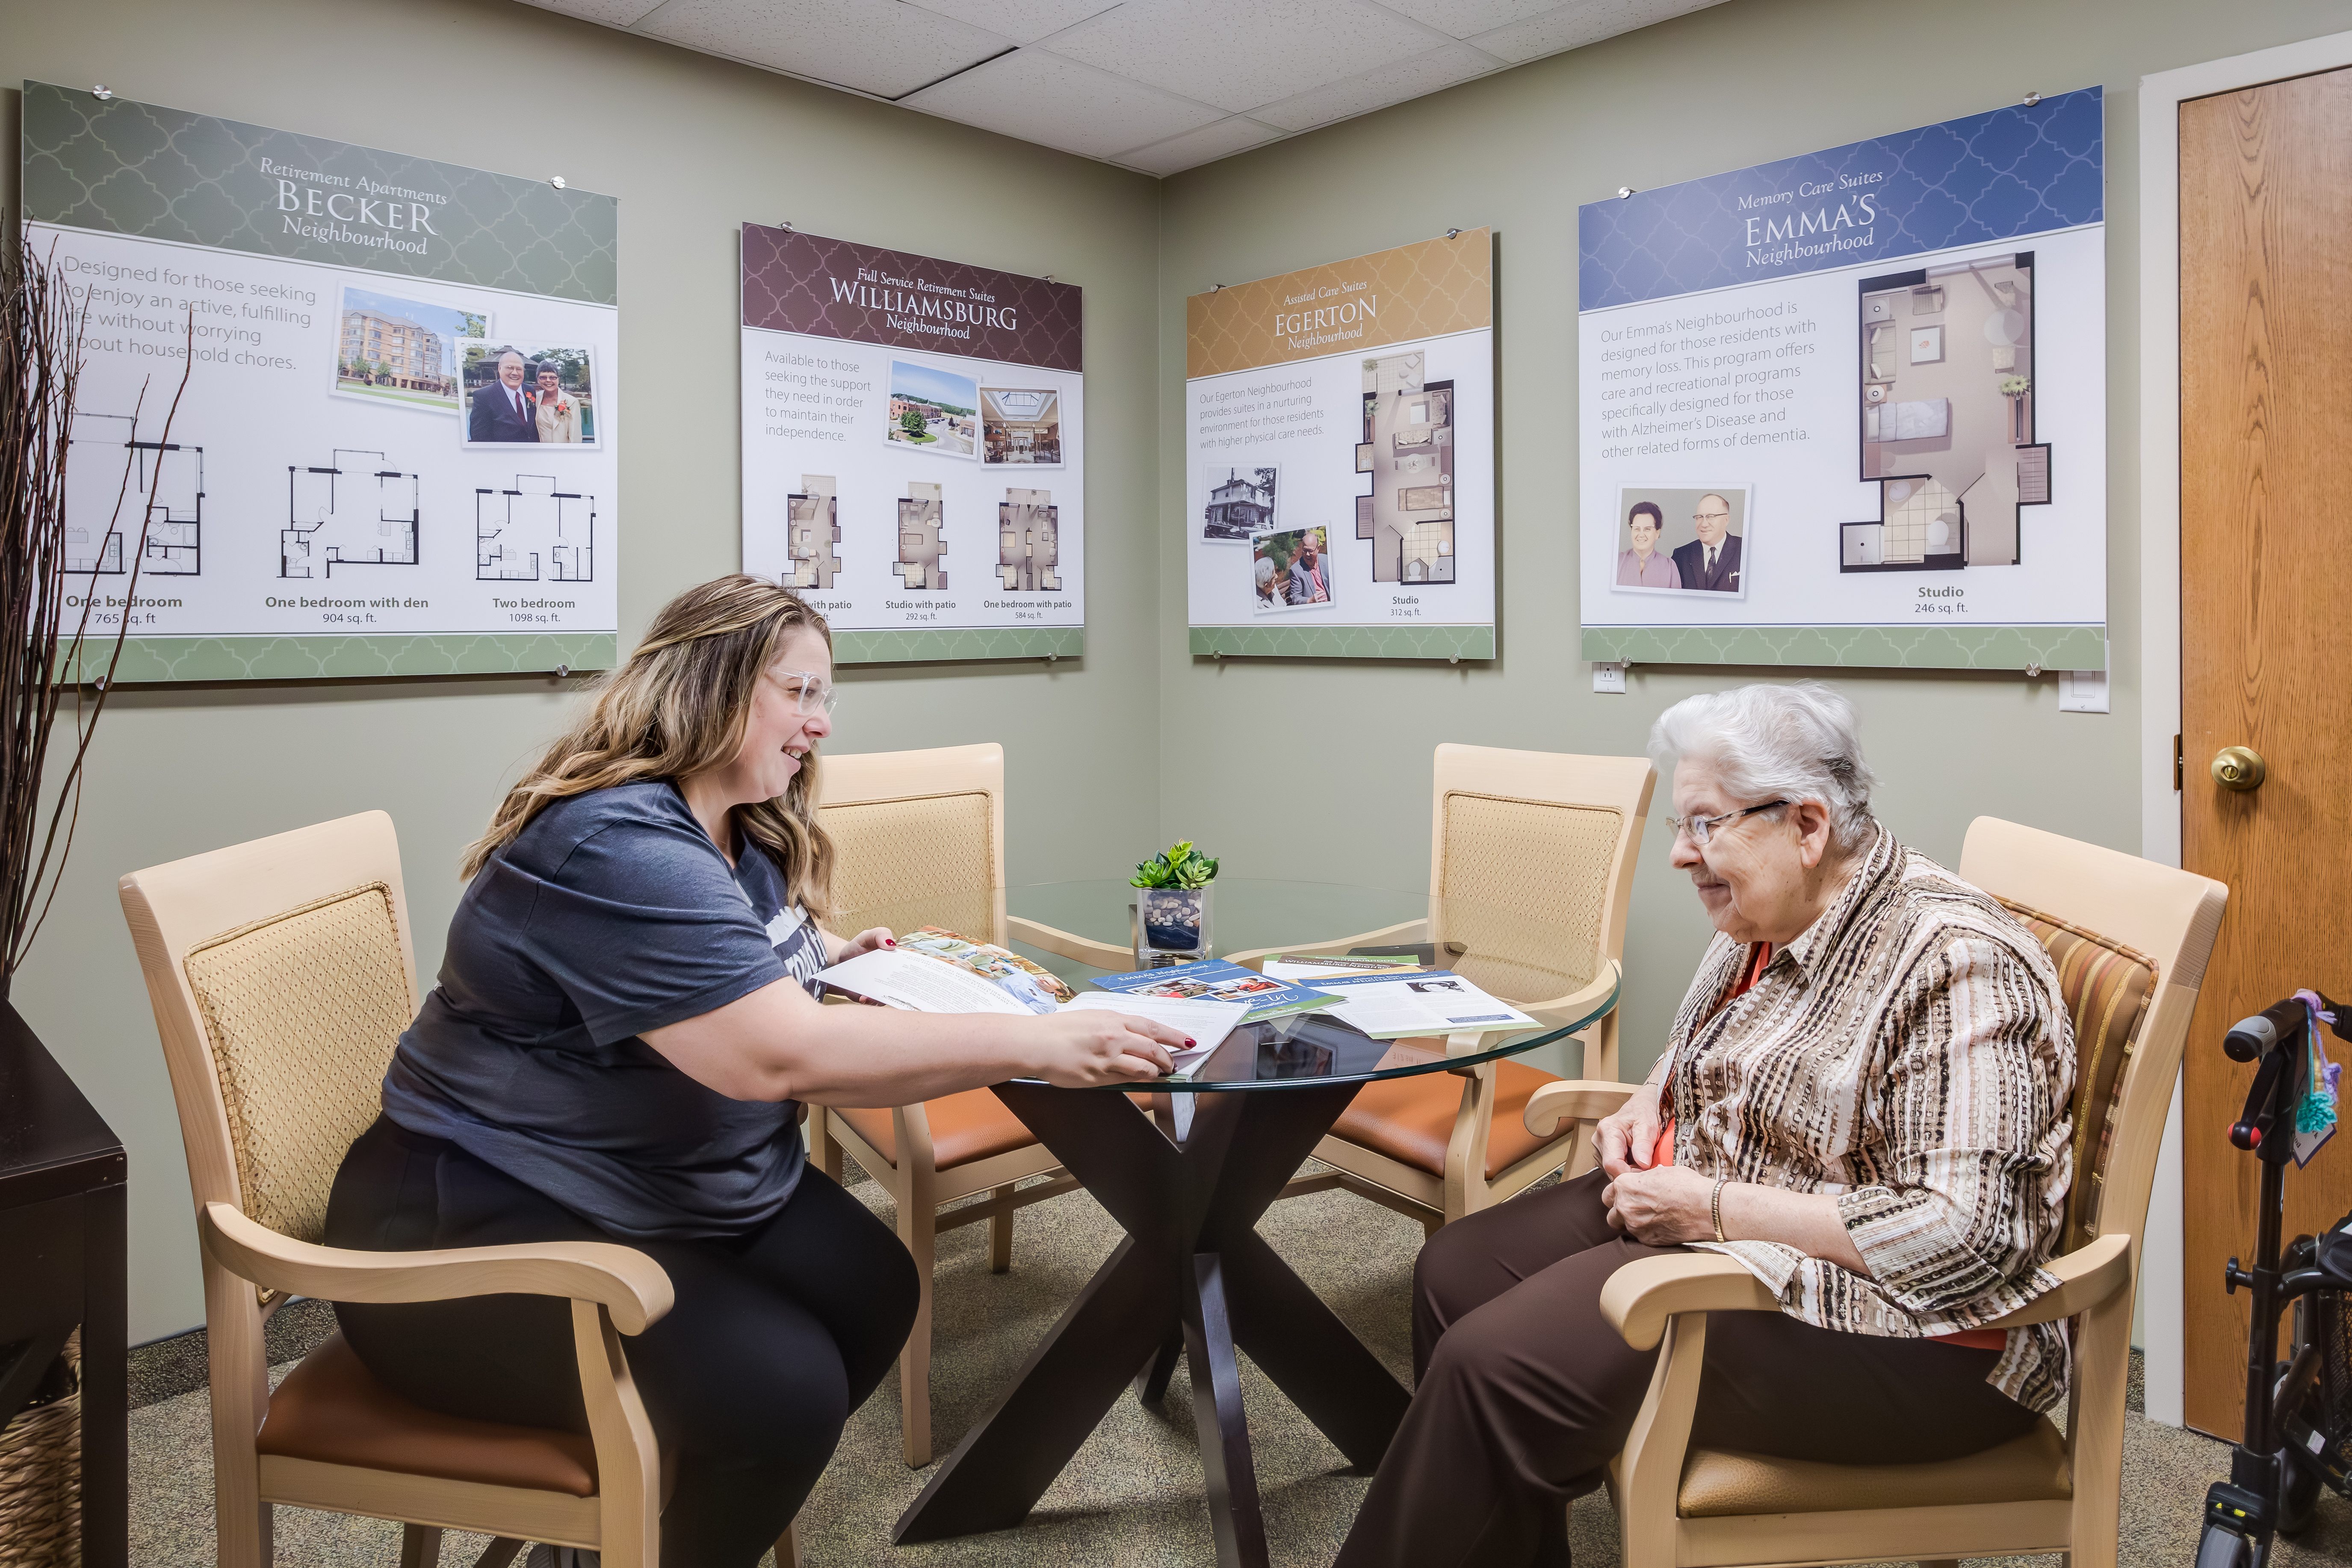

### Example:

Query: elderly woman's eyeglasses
xmin=778 ymin=671 xmax=838 ymax=717
xmin=1668 ymin=799 xmax=1789 ymax=847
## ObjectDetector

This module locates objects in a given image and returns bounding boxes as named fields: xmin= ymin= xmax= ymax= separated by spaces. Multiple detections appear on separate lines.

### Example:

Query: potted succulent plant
xmin=1129 ymin=839 xmax=1218 ymax=964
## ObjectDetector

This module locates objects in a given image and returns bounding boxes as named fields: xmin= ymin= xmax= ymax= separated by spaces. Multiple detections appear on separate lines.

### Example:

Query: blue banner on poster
xmin=1579 ymin=88 xmax=2102 ymax=310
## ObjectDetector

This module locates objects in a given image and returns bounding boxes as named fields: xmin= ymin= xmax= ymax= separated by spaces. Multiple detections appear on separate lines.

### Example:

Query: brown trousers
xmin=1332 ymin=1170 xmax=2040 ymax=1568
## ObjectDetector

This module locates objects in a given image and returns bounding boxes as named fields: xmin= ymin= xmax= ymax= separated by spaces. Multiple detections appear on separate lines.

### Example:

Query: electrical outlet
xmin=1592 ymin=662 xmax=1627 ymax=694
xmin=2057 ymin=670 xmax=2109 ymax=713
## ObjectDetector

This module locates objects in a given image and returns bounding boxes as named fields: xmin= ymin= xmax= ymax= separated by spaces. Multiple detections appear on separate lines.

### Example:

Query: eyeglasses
xmin=1668 ymin=799 xmax=1789 ymax=847
xmin=777 ymin=670 xmax=838 ymax=717
xmin=1693 ymin=511 xmax=1730 ymax=522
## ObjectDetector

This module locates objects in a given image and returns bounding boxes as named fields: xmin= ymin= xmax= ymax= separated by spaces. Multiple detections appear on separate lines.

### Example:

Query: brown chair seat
xmin=1675 ymin=1417 xmax=2071 ymax=1518
xmin=1329 ymin=1058 xmax=1566 ymax=1181
xmin=834 ymin=1088 xmax=1038 ymax=1171
xmin=257 ymin=1331 xmax=599 ymax=1497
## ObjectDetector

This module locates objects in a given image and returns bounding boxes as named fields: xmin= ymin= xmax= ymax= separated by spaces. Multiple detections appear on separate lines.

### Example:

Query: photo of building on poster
xmin=739 ymin=225 xmax=1085 ymax=661
xmin=1185 ymin=231 xmax=1496 ymax=659
xmin=1575 ymin=90 xmax=2104 ymax=670
xmin=20 ymin=81 xmax=621 ymax=682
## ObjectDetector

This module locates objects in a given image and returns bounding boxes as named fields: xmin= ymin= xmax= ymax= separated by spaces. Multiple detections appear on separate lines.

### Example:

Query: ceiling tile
xmin=633 ymin=0 xmax=1018 ymax=97
xmin=1468 ymin=0 xmax=1728 ymax=64
xmin=1252 ymin=41 xmax=1495 ymax=133
xmin=904 ymin=0 xmax=1120 ymax=45
xmin=1114 ymin=115 xmax=1286 ymax=176
xmin=1376 ymin=0 xmax=1569 ymax=38
xmin=902 ymin=47 xmax=1226 ymax=159
xmin=519 ymin=0 xmax=668 ymax=27
xmin=1049 ymin=0 xmax=1442 ymax=115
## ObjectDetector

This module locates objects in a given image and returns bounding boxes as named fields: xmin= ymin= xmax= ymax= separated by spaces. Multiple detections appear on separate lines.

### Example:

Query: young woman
xmin=324 ymin=575 xmax=1185 ymax=1568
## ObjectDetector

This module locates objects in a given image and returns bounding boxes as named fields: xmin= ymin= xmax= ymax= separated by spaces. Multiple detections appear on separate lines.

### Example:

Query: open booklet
xmin=1300 ymin=969 xmax=1538 ymax=1041
xmin=815 ymin=925 xmax=1075 ymax=1015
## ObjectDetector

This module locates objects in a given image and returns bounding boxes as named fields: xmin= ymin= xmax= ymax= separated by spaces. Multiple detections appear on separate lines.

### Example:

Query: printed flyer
xmin=21 ymin=81 xmax=620 ymax=681
xmin=1577 ymin=90 xmax=2106 ymax=670
xmin=1185 ymin=231 xmax=1495 ymax=660
xmin=739 ymin=225 xmax=1084 ymax=663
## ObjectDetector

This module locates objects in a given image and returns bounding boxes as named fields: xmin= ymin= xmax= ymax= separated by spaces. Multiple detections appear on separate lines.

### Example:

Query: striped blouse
xmin=1662 ymin=827 xmax=2077 ymax=1413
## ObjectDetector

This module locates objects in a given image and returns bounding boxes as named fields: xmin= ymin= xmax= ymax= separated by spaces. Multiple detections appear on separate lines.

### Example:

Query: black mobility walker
xmin=2197 ymin=992 xmax=2352 ymax=1568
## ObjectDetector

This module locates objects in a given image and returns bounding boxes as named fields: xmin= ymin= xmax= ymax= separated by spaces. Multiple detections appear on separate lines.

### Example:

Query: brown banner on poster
xmin=1186 ymin=229 xmax=1492 ymax=381
xmin=741 ymin=224 xmax=1082 ymax=372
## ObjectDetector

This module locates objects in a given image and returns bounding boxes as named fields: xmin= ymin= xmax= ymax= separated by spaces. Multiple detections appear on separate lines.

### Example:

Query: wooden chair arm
xmin=1511 ymin=963 xmax=1622 ymax=1034
xmin=1005 ymin=915 xmax=1132 ymax=971
xmin=1601 ymin=1253 xmax=1781 ymax=1351
xmin=1978 ymin=1232 xmax=2132 ymax=1329
xmin=1523 ymin=1079 xmax=1640 ymax=1137
xmin=1224 ymin=917 xmax=1430 ymax=972
xmin=200 ymin=1202 xmax=674 ymax=1334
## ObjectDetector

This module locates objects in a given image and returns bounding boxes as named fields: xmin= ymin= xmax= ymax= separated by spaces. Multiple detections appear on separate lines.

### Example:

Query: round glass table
xmin=846 ymin=880 xmax=1621 ymax=1567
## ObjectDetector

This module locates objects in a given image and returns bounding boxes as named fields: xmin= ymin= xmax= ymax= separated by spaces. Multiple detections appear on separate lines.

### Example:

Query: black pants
xmin=1333 ymin=1169 xmax=2042 ymax=1568
xmin=323 ymin=1116 xmax=919 ymax=1568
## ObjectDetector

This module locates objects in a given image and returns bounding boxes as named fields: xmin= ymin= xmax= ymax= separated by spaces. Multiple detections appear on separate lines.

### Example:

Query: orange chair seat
xmin=257 ymin=1331 xmax=599 ymax=1497
xmin=834 ymin=1087 xmax=1040 ymax=1171
xmin=1329 ymin=1059 xmax=1568 ymax=1181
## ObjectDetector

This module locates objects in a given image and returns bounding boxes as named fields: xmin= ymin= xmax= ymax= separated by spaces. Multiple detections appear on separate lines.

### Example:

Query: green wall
xmin=9 ymin=0 xmax=2347 ymax=1342
xmin=1 ymin=0 xmax=1165 ymax=1341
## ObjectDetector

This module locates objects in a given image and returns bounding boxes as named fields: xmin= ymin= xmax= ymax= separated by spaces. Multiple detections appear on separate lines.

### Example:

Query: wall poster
xmin=1186 ymin=231 xmax=1495 ymax=660
xmin=739 ymin=225 xmax=1084 ymax=664
xmin=21 ymin=81 xmax=619 ymax=682
xmin=1578 ymin=90 xmax=2106 ymax=670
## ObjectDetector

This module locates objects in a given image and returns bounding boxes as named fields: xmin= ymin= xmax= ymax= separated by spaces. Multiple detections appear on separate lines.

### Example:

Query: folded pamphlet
xmin=1300 ymin=969 xmax=1538 ymax=1041
xmin=1086 ymin=958 xmax=1339 ymax=1023
xmin=1059 ymin=992 xmax=1247 ymax=1078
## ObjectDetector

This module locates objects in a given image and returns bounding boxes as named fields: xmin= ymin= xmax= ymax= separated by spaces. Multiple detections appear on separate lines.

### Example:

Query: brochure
xmin=815 ymin=947 xmax=1039 ymax=1016
xmin=895 ymin=925 xmax=1076 ymax=1012
xmin=1301 ymin=970 xmax=1538 ymax=1041
xmin=1262 ymin=952 xmax=1421 ymax=983
xmin=1086 ymin=958 xmax=1339 ymax=1023
xmin=1060 ymin=992 xmax=1248 ymax=1078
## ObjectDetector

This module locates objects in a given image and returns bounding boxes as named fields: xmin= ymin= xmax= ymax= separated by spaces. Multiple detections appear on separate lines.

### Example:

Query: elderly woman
xmin=1333 ymin=682 xmax=2074 ymax=1568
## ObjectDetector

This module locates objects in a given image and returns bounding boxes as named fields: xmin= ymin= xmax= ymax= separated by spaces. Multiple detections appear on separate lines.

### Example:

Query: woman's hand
xmin=831 ymin=927 xmax=895 ymax=961
xmin=1025 ymin=1010 xmax=1186 ymax=1087
xmin=1595 ymin=1097 xmax=1664 ymax=1179
xmin=1601 ymin=1165 xmax=1717 ymax=1245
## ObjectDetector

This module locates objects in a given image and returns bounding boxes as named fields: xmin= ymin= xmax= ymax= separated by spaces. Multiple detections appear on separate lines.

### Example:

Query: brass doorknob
xmin=2212 ymin=746 xmax=2266 ymax=792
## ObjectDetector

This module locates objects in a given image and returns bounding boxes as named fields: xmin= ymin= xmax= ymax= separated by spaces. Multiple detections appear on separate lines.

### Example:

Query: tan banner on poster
xmin=1186 ymin=230 xmax=1492 ymax=381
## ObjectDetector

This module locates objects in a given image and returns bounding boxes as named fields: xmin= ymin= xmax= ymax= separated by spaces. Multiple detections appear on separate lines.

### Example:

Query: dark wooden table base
xmin=894 ymin=1080 xmax=1412 ymax=1568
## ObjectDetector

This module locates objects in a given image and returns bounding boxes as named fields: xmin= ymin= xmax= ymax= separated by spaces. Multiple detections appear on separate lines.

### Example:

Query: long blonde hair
xmin=462 ymin=575 xmax=838 ymax=918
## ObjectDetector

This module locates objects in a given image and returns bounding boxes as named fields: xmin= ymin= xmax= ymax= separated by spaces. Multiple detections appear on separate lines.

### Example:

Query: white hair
xmin=1254 ymin=556 xmax=1275 ymax=584
xmin=1648 ymin=681 xmax=1878 ymax=851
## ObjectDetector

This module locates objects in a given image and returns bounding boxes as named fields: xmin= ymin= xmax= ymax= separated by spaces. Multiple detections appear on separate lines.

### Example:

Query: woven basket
xmin=0 ymin=1332 xmax=80 ymax=1567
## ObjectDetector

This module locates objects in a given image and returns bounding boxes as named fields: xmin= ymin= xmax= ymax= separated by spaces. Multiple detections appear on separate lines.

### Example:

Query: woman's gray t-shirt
xmin=380 ymin=780 xmax=830 ymax=1240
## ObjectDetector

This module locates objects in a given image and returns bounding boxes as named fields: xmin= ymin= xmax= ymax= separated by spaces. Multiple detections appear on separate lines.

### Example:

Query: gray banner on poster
xmin=20 ymin=81 xmax=616 ymax=306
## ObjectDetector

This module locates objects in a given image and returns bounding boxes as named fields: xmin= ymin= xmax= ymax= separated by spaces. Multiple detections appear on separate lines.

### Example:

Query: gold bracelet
xmin=1710 ymin=1176 xmax=1729 ymax=1243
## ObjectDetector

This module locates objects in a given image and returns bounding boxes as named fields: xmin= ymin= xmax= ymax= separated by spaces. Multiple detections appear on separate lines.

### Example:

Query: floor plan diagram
xmin=282 ymin=450 xmax=419 ymax=579
xmin=785 ymin=475 xmax=842 ymax=590
xmin=63 ymin=410 xmax=204 ymax=576
xmin=476 ymin=474 xmax=595 ymax=582
xmin=1842 ymin=252 xmax=2048 ymax=572
xmin=997 ymin=487 xmax=1059 ymax=591
xmin=895 ymin=481 xmax=946 ymax=589
xmin=1354 ymin=353 xmax=1456 ymax=584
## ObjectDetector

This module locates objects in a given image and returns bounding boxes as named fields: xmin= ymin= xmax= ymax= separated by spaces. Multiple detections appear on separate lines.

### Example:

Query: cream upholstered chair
xmin=1520 ymin=816 xmax=2225 ymax=1568
xmin=119 ymin=811 xmax=801 ymax=1568
xmin=1256 ymin=745 xmax=1650 ymax=1230
xmin=810 ymin=741 xmax=1120 ymax=1467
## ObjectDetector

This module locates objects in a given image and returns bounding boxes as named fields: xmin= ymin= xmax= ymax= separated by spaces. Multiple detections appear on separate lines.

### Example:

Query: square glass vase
xmin=1132 ymin=885 xmax=1213 ymax=969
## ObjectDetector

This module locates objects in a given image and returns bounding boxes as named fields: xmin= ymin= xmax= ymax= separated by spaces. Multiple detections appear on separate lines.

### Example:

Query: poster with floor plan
xmin=1186 ymin=232 xmax=1494 ymax=660
xmin=1577 ymin=89 xmax=2106 ymax=671
xmin=739 ymin=225 xmax=1084 ymax=663
xmin=21 ymin=82 xmax=618 ymax=682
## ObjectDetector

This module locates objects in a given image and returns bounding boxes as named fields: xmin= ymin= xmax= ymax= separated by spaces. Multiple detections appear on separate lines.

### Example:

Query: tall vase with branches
xmin=0 ymin=225 xmax=193 ymax=997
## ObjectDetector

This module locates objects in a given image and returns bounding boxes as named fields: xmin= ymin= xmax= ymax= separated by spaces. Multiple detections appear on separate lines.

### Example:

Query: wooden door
xmin=2180 ymin=68 xmax=2352 ymax=1437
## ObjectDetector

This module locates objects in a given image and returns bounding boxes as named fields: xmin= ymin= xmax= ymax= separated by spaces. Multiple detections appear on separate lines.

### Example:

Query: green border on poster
xmin=1578 ymin=625 xmax=2106 ymax=670
xmin=834 ymin=627 xmax=1084 ymax=664
xmin=1189 ymin=626 xmax=1495 ymax=660
xmin=56 ymin=633 xmax=616 ymax=684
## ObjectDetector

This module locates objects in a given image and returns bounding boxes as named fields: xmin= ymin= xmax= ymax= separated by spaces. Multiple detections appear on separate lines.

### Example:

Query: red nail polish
xmin=885 ymin=938 xmax=895 ymax=945
xmin=1185 ymin=1038 xmax=1197 ymax=1047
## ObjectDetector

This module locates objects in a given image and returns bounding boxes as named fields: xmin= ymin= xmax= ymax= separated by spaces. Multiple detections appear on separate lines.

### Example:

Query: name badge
xmin=765 ymin=907 xmax=806 ymax=947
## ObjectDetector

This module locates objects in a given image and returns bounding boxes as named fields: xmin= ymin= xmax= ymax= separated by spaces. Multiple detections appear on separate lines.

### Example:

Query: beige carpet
xmin=127 ymin=1169 xmax=2352 ymax=1567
